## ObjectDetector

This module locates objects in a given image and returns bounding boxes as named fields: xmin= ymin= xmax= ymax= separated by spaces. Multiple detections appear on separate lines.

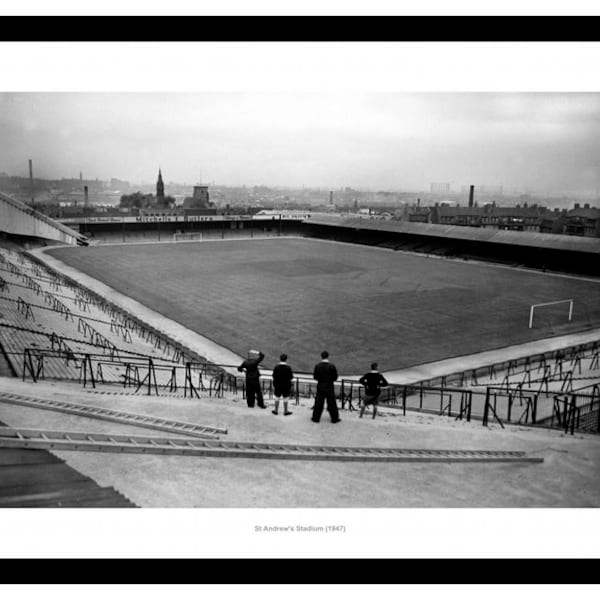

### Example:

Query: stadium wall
xmin=72 ymin=217 xmax=306 ymax=242
xmin=304 ymin=219 xmax=600 ymax=276
xmin=0 ymin=191 xmax=86 ymax=246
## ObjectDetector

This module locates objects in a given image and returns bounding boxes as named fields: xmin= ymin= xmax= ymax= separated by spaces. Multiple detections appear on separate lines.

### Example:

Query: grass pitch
xmin=47 ymin=237 xmax=600 ymax=374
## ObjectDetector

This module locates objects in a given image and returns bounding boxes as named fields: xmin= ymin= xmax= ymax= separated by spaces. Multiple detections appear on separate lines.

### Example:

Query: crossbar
xmin=529 ymin=299 xmax=573 ymax=329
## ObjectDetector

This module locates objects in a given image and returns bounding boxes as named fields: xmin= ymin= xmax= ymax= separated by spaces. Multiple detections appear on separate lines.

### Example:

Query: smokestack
xmin=468 ymin=185 xmax=474 ymax=208
xmin=28 ymin=159 xmax=34 ymax=204
xmin=84 ymin=185 xmax=89 ymax=206
xmin=329 ymin=191 xmax=333 ymax=205
xmin=80 ymin=171 xmax=82 ymax=181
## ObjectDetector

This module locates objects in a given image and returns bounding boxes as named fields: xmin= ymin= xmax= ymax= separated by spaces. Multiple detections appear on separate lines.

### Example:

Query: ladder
xmin=0 ymin=392 xmax=226 ymax=439
xmin=0 ymin=426 xmax=544 ymax=463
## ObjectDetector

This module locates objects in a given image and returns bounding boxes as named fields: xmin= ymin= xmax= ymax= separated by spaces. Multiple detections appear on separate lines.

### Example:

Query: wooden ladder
xmin=0 ymin=391 xmax=226 ymax=439
xmin=0 ymin=426 xmax=544 ymax=463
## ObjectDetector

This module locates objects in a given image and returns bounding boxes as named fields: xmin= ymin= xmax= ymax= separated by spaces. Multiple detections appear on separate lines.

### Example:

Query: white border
xmin=1 ymin=33 xmax=600 ymax=561
xmin=1 ymin=508 xmax=600 ymax=558
xmin=3 ymin=586 xmax=599 ymax=600
xmin=1 ymin=42 xmax=600 ymax=92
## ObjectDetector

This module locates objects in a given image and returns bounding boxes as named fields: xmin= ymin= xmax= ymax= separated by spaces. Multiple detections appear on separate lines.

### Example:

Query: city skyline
xmin=1 ymin=92 xmax=600 ymax=197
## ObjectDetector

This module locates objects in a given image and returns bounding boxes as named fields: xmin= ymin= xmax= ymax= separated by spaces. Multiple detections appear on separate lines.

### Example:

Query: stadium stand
xmin=1 ymin=203 xmax=600 ymax=507
xmin=0 ymin=418 xmax=137 ymax=507
xmin=305 ymin=216 xmax=600 ymax=275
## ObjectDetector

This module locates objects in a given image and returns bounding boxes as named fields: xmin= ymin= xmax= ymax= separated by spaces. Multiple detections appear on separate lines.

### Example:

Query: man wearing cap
xmin=238 ymin=349 xmax=267 ymax=409
xmin=311 ymin=350 xmax=340 ymax=424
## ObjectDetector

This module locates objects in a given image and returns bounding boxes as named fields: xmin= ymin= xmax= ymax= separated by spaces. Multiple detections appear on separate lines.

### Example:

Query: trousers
xmin=312 ymin=389 xmax=339 ymax=422
xmin=246 ymin=379 xmax=264 ymax=407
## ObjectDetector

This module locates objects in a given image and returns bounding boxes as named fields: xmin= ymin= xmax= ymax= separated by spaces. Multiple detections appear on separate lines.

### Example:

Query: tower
xmin=192 ymin=185 xmax=210 ymax=207
xmin=28 ymin=159 xmax=34 ymax=205
xmin=156 ymin=168 xmax=164 ymax=199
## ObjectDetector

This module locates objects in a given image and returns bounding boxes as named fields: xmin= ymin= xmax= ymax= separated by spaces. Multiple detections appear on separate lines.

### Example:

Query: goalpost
xmin=529 ymin=299 xmax=573 ymax=329
xmin=173 ymin=231 xmax=203 ymax=242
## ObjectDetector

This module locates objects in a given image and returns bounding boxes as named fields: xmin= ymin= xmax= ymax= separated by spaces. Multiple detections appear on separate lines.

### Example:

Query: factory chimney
xmin=329 ymin=191 xmax=333 ymax=205
xmin=84 ymin=185 xmax=89 ymax=206
xmin=28 ymin=159 xmax=34 ymax=205
xmin=468 ymin=185 xmax=475 ymax=208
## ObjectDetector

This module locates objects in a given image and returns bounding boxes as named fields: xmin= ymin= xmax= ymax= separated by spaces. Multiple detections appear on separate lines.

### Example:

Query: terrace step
xmin=0 ymin=485 xmax=136 ymax=507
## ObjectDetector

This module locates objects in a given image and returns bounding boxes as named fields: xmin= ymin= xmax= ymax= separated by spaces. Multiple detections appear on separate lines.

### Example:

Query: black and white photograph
xmin=1 ymin=4 xmax=600 ymax=564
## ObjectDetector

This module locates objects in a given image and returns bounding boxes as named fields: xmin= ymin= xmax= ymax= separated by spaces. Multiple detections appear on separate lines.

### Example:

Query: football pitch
xmin=47 ymin=237 xmax=600 ymax=374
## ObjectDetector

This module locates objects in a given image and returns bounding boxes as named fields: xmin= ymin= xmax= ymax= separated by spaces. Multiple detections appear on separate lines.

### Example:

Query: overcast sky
xmin=1 ymin=92 xmax=599 ymax=195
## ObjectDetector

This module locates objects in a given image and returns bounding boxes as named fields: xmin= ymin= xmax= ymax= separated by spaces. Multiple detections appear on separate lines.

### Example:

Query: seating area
xmin=0 ymin=247 xmax=218 ymax=392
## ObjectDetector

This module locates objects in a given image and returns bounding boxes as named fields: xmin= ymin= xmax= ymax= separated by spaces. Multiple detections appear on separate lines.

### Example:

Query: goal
xmin=173 ymin=232 xmax=203 ymax=242
xmin=528 ymin=299 xmax=573 ymax=329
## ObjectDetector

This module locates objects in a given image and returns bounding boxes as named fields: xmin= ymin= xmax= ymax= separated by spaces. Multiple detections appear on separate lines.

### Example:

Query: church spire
xmin=156 ymin=167 xmax=164 ymax=198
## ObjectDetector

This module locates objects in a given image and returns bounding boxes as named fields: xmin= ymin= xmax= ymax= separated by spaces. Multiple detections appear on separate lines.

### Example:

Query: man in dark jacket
xmin=238 ymin=349 xmax=267 ymax=409
xmin=358 ymin=362 xmax=389 ymax=420
xmin=272 ymin=353 xmax=294 ymax=416
xmin=312 ymin=350 xmax=340 ymax=423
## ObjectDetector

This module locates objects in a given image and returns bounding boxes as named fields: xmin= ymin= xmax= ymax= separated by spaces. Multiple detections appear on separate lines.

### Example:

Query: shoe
xmin=284 ymin=412 xmax=293 ymax=416
xmin=272 ymin=410 xmax=278 ymax=415
xmin=331 ymin=419 xmax=341 ymax=424
xmin=258 ymin=405 xmax=267 ymax=409
xmin=311 ymin=418 xmax=320 ymax=423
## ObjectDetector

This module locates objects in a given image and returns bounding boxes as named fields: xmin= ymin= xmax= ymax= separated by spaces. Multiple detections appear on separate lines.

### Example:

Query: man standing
xmin=272 ymin=353 xmax=294 ymax=416
xmin=358 ymin=362 xmax=389 ymax=420
xmin=312 ymin=350 xmax=340 ymax=423
xmin=238 ymin=349 xmax=267 ymax=409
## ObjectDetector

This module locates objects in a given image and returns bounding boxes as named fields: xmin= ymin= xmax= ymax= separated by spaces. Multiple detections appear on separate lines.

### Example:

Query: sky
xmin=1 ymin=92 xmax=600 ymax=195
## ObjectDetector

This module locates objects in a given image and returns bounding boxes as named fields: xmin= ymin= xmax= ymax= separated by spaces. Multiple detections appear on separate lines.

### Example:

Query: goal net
xmin=173 ymin=232 xmax=203 ymax=242
xmin=529 ymin=299 xmax=573 ymax=329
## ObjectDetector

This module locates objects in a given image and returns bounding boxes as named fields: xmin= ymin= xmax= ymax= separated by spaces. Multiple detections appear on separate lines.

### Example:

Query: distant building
xmin=430 ymin=203 xmax=546 ymax=231
xmin=192 ymin=185 xmax=209 ymax=205
xmin=396 ymin=201 xmax=432 ymax=223
xmin=539 ymin=208 xmax=568 ymax=234
xmin=407 ymin=206 xmax=432 ymax=223
xmin=110 ymin=177 xmax=130 ymax=192
xmin=564 ymin=204 xmax=600 ymax=237
xmin=183 ymin=184 xmax=213 ymax=209
xmin=156 ymin=169 xmax=165 ymax=199
xmin=430 ymin=182 xmax=450 ymax=194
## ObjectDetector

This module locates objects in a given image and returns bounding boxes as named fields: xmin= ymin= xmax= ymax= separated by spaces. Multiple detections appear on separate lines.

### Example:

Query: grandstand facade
xmin=305 ymin=216 xmax=600 ymax=276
